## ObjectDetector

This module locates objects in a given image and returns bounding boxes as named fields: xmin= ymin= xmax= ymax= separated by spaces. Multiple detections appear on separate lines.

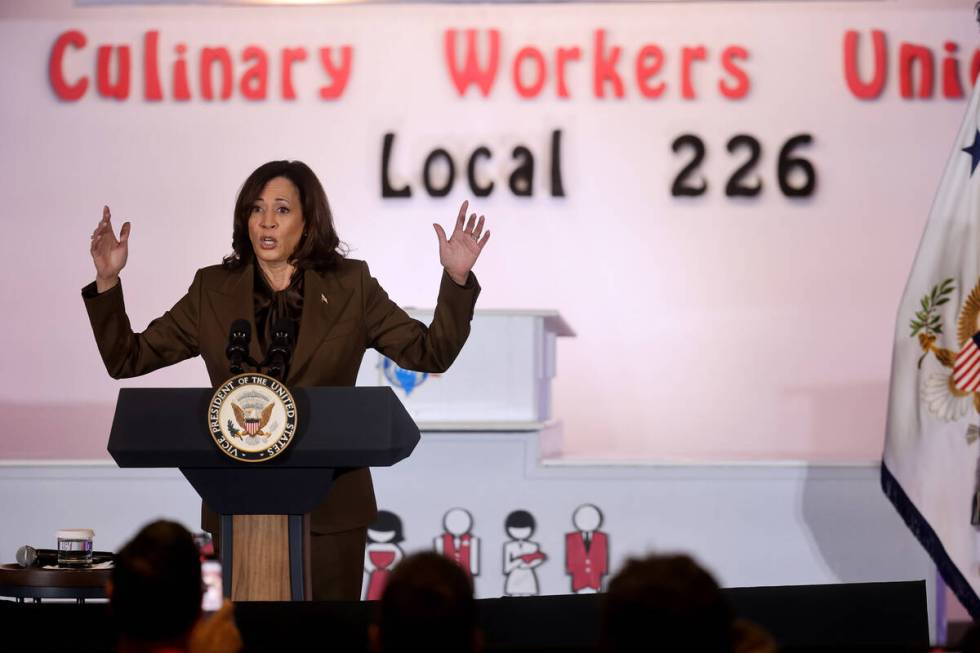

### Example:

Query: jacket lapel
xmin=205 ymin=263 xmax=263 ymax=367
xmin=287 ymin=267 xmax=355 ymax=384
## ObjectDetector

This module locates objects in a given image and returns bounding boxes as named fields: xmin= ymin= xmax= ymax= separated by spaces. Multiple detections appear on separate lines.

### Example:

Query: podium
xmin=107 ymin=385 xmax=420 ymax=601
xmin=357 ymin=310 xmax=575 ymax=428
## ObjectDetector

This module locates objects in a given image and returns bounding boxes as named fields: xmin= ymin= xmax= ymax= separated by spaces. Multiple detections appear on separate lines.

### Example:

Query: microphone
xmin=16 ymin=546 xmax=114 ymax=568
xmin=264 ymin=318 xmax=295 ymax=381
xmin=225 ymin=319 xmax=252 ymax=374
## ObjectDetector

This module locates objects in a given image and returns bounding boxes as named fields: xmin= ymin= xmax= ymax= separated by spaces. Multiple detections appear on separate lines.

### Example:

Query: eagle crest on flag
xmin=231 ymin=401 xmax=274 ymax=438
xmin=913 ymin=277 xmax=980 ymax=430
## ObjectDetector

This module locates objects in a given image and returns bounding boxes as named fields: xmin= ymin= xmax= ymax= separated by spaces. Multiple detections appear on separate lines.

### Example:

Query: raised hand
xmin=433 ymin=200 xmax=490 ymax=286
xmin=89 ymin=205 xmax=131 ymax=292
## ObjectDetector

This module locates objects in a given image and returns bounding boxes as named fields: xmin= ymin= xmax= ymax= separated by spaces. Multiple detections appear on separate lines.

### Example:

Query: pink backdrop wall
xmin=0 ymin=0 xmax=974 ymax=461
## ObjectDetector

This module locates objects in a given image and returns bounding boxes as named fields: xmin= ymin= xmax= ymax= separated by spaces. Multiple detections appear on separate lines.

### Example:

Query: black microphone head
xmin=227 ymin=319 xmax=253 ymax=373
xmin=15 ymin=545 xmax=37 ymax=568
xmin=229 ymin=319 xmax=251 ymax=342
xmin=271 ymin=318 xmax=295 ymax=345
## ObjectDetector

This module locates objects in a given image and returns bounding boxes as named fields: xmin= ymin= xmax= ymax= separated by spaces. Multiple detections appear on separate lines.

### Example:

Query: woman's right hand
xmin=90 ymin=205 xmax=130 ymax=292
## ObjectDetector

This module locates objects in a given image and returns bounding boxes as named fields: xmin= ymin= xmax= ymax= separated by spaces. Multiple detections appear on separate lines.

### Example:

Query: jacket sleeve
xmin=360 ymin=261 xmax=480 ymax=373
xmin=81 ymin=271 xmax=202 ymax=379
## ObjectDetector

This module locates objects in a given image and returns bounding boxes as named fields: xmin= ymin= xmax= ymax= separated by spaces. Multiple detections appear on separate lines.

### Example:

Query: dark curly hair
xmin=223 ymin=160 xmax=347 ymax=271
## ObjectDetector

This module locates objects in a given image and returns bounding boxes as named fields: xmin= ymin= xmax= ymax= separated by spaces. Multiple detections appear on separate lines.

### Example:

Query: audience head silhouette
xmin=601 ymin=553 xmax=735 ymax=653
xmin=109 ymin=520 xmax=203 ymax=651
xmin=372 ymin=551 xmax=480 ymax=653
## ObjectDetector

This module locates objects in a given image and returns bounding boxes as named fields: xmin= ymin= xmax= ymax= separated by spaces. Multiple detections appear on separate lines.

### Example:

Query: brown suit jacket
xmin=83 ymin=257 xmax=480 ymax=533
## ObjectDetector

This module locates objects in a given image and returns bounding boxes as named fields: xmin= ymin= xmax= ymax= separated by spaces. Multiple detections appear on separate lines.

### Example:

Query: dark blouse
xmin=253 ymin=265 xmax=304 ymax=355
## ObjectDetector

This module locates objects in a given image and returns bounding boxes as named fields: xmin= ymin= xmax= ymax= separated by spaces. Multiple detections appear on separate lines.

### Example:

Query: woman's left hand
xmin=433 ymin=200 xmax=490 ymax=286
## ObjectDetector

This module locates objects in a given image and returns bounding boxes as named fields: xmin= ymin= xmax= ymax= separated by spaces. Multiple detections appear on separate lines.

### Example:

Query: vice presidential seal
xmin=207 ymin=373 xmax=298 ymax=462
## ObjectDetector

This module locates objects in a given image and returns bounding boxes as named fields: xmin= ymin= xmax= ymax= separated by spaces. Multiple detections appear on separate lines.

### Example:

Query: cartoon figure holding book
xmin=502 ymin=509 xmax=547 ymax=596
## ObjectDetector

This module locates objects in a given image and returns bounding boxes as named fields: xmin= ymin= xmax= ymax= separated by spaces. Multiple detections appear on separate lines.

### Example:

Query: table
xmin=0 ymin=563 xmax=110 ymax=603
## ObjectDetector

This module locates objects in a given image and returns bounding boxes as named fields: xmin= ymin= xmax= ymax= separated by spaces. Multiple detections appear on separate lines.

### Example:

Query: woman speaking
xmin=83 ymin=160 xmax=490 ymax=600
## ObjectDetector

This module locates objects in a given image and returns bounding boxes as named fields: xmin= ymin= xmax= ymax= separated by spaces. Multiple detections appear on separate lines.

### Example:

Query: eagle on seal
xmin=231 ymin=402 xmax=274 ymax=437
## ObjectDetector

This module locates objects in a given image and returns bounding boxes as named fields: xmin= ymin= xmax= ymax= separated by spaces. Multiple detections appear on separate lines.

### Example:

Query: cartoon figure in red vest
xmin=434 ymin=507 xmax=480 ymax=579
xmin=565 ymin=504 xmax=608 ymax=594
xmin=503 ymin=509 xmax=547 ymax=596
xmin=363 ymin=510 xmax=405 ymax=601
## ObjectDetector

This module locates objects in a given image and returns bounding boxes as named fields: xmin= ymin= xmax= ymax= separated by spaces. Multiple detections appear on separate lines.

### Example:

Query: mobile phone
xmin=201 ymin=559 xmax=223 ymax=612
xmin=193 ymin=532 xmax=215 ymax=559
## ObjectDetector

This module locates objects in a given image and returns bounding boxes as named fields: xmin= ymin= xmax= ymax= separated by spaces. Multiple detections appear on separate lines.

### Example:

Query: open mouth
xmin=259 ymin=236 xmax=278 ymax=250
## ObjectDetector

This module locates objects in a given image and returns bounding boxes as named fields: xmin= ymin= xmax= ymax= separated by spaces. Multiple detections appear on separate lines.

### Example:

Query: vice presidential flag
xmin=884 ymin=75 xmax=980 ymax=617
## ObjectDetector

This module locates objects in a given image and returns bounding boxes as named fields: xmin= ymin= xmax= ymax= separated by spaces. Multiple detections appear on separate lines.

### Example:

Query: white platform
xmin=0 ymin=429 xmax=936 ymax=638
xmin=356 ymin=310 xmax=574 ymax=426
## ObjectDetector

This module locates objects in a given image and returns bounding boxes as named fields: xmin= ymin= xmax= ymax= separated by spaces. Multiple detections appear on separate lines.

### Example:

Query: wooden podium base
xmin=221 ymin=514 xmax=311 ymax=601
xmin=231 ymin=515 xmax=290 ymax=601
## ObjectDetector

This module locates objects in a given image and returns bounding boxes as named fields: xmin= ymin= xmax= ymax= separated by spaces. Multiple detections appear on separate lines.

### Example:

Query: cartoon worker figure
xmin=565 ymin=504 xmax=608 ymax=594
xmin=363 ymin=510 xmax=405 ymax=601
xmin=502 ymin=509 xmax=547 ymax=596
xmin=434 ymin=507 xmax=480 ymax=579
